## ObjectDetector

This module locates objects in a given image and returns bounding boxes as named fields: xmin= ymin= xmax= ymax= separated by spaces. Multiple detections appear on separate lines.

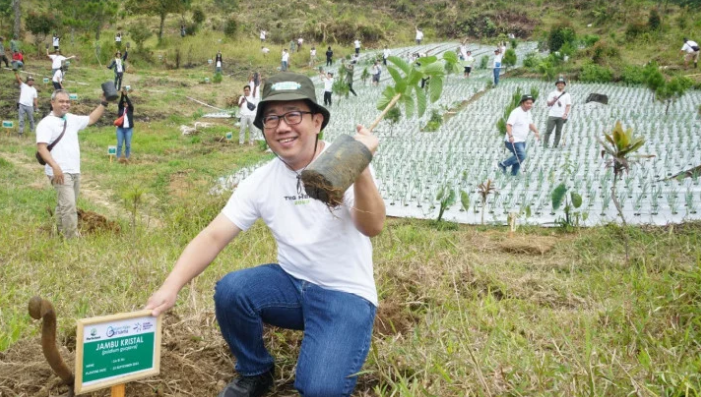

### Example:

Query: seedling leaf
xmin=387 ymin=56 xmax=411 ymax=75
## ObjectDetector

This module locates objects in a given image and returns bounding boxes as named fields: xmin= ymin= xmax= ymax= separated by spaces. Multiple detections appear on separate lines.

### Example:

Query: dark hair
xmin=327 ymin=46 xmax=331 ymax=50
xmin=243 ymin=85 xmax=251 ymax=90
xmin=328 ymin=72 xmax=333 ymax=77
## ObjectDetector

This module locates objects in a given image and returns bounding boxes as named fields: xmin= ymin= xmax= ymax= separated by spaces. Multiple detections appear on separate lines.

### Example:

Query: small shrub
xmin=479 ymin=55 xmax=489 ymax=69
xmin=587 ymin=40 xmax=620 ymax=64
xmin=212 ymin=72 xmax=222 ymax=84
xmin=625 ymin=22 xmax=649 ymax=40
xmin=648 ymin=8 xmax=661 ymax=30
xmin=224 ymin=16 xmax=239 ymax=38
xmin=581 ymin=34 xmax=600 ymax=47
xmin=621 ymin=65 xmax=646 ymax=85
xmin=192 ymin=6 xmax=206 ymax=25
xmin=523 ymin=52 xmax=538 ymax=68
xmin=548 ymin=23 xmax=576 ymax=52
xmin=580 ymin=64 xmax=613 ymax=83
xmin=129 ymin=21 xmax=153 ymax=51
xmin=502 ymin=48 xmax=517 ymax=69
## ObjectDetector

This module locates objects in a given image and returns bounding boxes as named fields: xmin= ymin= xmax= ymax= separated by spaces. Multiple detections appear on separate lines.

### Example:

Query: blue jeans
xmin=500 ymin=141 xmax=527 ymax=175
xmin=281 ymin=61 xmax=288 ymax=71
xmin=116 ymin=127 xmax=133 ymax=158
xmin=493 ymin=68 xmax=500 ymax=86
xmin=214 ymin=264 xmax=376 ymax=397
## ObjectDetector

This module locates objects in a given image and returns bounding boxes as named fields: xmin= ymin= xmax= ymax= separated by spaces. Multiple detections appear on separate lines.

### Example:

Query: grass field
xmin=2 ymin=39 xmax=701 ymax=396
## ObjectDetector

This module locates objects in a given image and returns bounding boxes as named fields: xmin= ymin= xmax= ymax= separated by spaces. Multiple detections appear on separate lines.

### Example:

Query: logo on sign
xmin=86 ymin=327 xmax=101 ymax=341
xmin=106 ymin=326 xmax=130 ymax=338
xmin=142 ymin=321 xmax=153 ymax=331
xmin=133 ymin=323 xmax=142 ymax=332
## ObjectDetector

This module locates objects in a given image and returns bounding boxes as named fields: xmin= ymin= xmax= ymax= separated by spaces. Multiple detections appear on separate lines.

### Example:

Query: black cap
xmin=520 ymin=94 xmax=535 ymax=104
xmin=555 ymin=77 xmax=567 ymax=85
xmin=253 ymin=73 xmax=330 ymax=131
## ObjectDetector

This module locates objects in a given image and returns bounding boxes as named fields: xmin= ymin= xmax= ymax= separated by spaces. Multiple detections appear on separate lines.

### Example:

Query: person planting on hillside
xmin=115 ymin=32 xmax=122 ymax=49
xmin=215 ymin=50 xmax=223 ymax=73
xmin=0 ymin=37 xmax=10 ymax=68
xmin=145 ymin=72 xmax=385 ymax=397
xmin=320 ymin=71 xmax=334 ymax=106
xmin=343 ymin=59 xmax=358 ymax=96
xmin=261 ymin=46 xmax=270 ymax=56
xmin=463 ymin=50 xmax=475 ymax=78
xmin=498 ymin=94 xmax=540 ymax=176
xmin=115 ymin=88 xmax=134 ymax=163
xmin=14 ymin=71 xmax=38 ymax=137
xmin=415 ymin=27 xmax=424 ymax=45
xmin=52 ymin=66 xmax=64 ymax=90
xmin=238 ymin=85 xmax=258 ymax=145
xmin=383 ymin=46 xmax=391 ymax=66
xmin=10 ymin=35 xmax=19 ymax=53
xmin=309 ymin=46 xmax=317 ymax=67
xmin=36 ymin=90 xmax=108 ymax=239
xmin=325 ymin=46 xmax=333 ymax=66
xmin=107 ymin=50 xmax=128 ymax=91
xmin=492 ymin=48 xmax=503 ymax=86
xmin=354 ymin=38 xmax=361 ymax=55
xmin=543 ymin=77 xmax=572 ymax=149
xmin=371 ymin=60 xmax=381 ymax=87
xmin=281 ymin=48 xmax=290 ymax=71
xmin=11 ymin=50 xmax=23 ymax=69
xmin=297 ymin=37 xmax=304 ymax=51
xmin=52 ymin=33 xmax=60 ymax=51
xmin=260 ymin=30 xmax=266 ymax=42
xmin=46 ymin=49 xmax=75 ymax=76
xmin=180 ymin=24 xmax=186 ymax=38
xmin=680 ymin=37 xmax=699 ymax=69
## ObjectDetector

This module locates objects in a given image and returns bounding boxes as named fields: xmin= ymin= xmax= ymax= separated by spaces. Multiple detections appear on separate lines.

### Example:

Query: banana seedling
xmin=478 ymin=179 xmax=496 ymax=225
xmin=436 ymin=184 xmax=456 ymax=222
xmin=551 ymin=183 xmax=585 ymax=227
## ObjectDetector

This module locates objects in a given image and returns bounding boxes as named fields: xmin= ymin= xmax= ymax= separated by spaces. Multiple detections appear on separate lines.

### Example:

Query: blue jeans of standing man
xmin=493 ymin=67 xmax=500 ymax=86
xmin=214 ymin=264 xmax=376 ymax=397
xmin=116 ymin=127 xmax=133 ymax=158
xmin=500 ymin=141 xmax=527 ymax=176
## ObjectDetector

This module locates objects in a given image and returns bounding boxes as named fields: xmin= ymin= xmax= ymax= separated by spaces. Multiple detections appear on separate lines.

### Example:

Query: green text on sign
xmin=69 ymin=94 xmax=78 ymax=100
xmin=108 ymin=146 xmax=117 ymax=155
xmin=2 ymin=121 xmax=13 ymax=128
xmin=82 ymin=333 xmax=155 ymax=382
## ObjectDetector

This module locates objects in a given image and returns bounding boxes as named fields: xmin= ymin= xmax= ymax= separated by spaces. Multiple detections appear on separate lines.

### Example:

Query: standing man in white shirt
xmin=260 ymin=30 xmax=266 ymax=43
xmin=543 ymin=77 xmax=572 ymax=148
xmin=52 ymin=67 xmax=64 ymax=91
xmin=320 ymin=71 xmax=334 ymax=107
xmin=52 ymin=32 xmax=60 ymax=50
xmin=415 ymin=28 xmax=424 ymax=45
xmin=14 ymin=71 xmax=38 ymax=137
xmin=46 ymin=48 xmax=75 ymax=76
xmin=36 ymin=90 xmax=108 ymax=238
xmin=354 ymin=39 xmax=361 ymax=55
xmin=238 ymin=85 xmax=258 ymax=145
xmin=145 ymin=72 xmax=384 ymax=397
xmin=498 ymin=94 xmax=540 ymax=176
xmin=492 ymin=48 xmax=503 ymax=86
xmin=382 ymin=46 xmax=391 ymax=66
xmin=463 ymin=50 xmax=475 ymax=78
xmin=680 ymin=37 xmax=699 ymax=69
xmin=281 ymin=49 xmax=290 ymax=71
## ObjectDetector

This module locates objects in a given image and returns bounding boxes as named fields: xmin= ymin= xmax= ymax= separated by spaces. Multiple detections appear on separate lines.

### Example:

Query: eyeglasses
xmin=262 ymin=111 xmax=312 ymax=129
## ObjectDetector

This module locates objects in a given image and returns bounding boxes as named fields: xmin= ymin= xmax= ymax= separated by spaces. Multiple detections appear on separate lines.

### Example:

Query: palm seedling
xmin=478 ymin=179 xmax=496 ymax=225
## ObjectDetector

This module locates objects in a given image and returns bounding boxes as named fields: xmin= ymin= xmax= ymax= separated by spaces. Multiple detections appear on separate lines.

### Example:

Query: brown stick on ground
xmin=28 ymin=296 xmax=75 ymax=389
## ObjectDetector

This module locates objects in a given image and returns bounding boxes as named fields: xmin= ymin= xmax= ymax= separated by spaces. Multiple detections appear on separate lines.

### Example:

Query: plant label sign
xmin=2 ymin=120 xmax=13 ymax=128
xmin=69 ymin=93 xmax=78 ymax=100
xmin=43 ymin=77 xmax=50 ymax=84
xmin=74 ymin=310 xmax=162 ymax=394
xmin=108 ymin=146 xmax=117 ymax=155
xmin=208 ymin=59 xmax=213 ymax=64
xmin=226 ymin=132 xmax=233 ymax=140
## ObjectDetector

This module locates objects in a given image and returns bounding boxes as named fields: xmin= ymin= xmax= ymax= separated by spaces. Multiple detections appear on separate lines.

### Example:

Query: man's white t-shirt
xmin=52 ymin=36 xmax=59 ymax=47
xmin=49 ymin=54 xmax=66 ymax=69
xmin=114 ymin=58 xmax=123 ymax=73
xmin=36 ymin=113 xmax=90 ymax=176
xmin=52 ymin=69 xmax=63 ymax=84
xmin=310 ymin=49 xmax=316 ymax=57
xmin=354 ymin=40 xmax=361 ymax=49
xmin=416 ymin=30 xmax=424 ymax=40
xmin=19 ymin=82 xmax=38 ymax=107
xmin=463 ymin=55 xmax=475 ymax=67
xmin=505 ymin=106 xmax=533 ymax=143
xmin=371 ymin=65 xmax=380 ymax=75
xmin=261 ymin=47 xmax=270 ymax=55
xmin=682 ymin=40 xmax=699 ymax=53
xmin=383 ymin=49 xmax=391 ymax=59
xmin=547 ymin=89 xmax=572 ymax=118
xmin=239 ymin=94 xmax=258 ymax=117
xmin=115 ymin=35 xmax=122 ymax=43
xmin=282 ymin=52 xmax=290 ymax=62
xmin=260 ymin=31 xmax=266 ymax=40
xmin=221 ymin=145 xmax=378 ymax=305
xmin=323 ymin=77 xmax=334 ymax=92
xmin=493 ymin=53 xmax=503 ymax=68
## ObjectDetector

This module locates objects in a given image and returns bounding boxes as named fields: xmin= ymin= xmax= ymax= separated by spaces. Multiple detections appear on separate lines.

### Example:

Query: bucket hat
xmin=254 ymin=72 xmax=330 ymax=131
xmin=519 ymin=94 xmax=535 ymax=104
xmin=555 ymin=76 xmax=567 ymax=85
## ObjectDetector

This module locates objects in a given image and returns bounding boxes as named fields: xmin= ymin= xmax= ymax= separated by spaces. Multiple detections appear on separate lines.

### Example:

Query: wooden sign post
xmin=108 ymin=146 xmax=117 ymax=162
xmin=74 ymin=310 xmax=162 ymax=395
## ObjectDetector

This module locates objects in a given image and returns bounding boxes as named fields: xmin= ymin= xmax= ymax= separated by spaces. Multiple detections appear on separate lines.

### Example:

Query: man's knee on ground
xmin=214 ymin=271 xmax=255 ymax=314
xmin=295 ymin=373 xmax=353 ymax=397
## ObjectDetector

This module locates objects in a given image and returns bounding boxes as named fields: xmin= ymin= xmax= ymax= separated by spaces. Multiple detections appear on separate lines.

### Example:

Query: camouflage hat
xmin=253 ymin=72 xmax=330 ymax=131
xmin=555 ymin=76 xmax=567 ymax=85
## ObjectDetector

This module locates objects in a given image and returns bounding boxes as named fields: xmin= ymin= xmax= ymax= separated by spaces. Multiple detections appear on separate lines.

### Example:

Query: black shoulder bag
xmin=36 ymin=120 xmax=67 ymax=165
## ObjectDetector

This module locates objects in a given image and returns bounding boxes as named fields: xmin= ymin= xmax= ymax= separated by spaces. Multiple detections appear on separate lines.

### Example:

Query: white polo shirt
xmin=49 ymin=54 xmax=66 ymax=69
xmin=546 ymin=89 xmax=572 ymax=118
xmin=282 ymin=52 xmax=289 ymax=62
xmin=36 ymin=113 xmax=90 ymax=176
xmin=505 ymin=106 xmax=533 ymax=143
xmin=52 ymin=69 xmax=63 ymax=84
xmin=221 ymin=143 xmax=378 ymax=305
xmin=682 ymin=40 xmax=699 ymax=53
xmin=19 ymin=82 xmax=38 ymax=107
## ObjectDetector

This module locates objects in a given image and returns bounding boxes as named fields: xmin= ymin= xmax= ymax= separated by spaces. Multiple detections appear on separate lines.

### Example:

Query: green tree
xmin=25 ymin=11 xmax=56 ymax=50
xmin=502 ymin=48 xmax=517 ymax=69
xmin=125 ymin=0 xmax=190 ymax=42
xmin=0 ymin=0 xmax=12 ymax=32
xmin=76 ymin=0 xmax=118 ymax=40
xmin=655 ymin=76 xmax=693 ymax=115
xmin=128 ymin=20 xmax=153 ymax=51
